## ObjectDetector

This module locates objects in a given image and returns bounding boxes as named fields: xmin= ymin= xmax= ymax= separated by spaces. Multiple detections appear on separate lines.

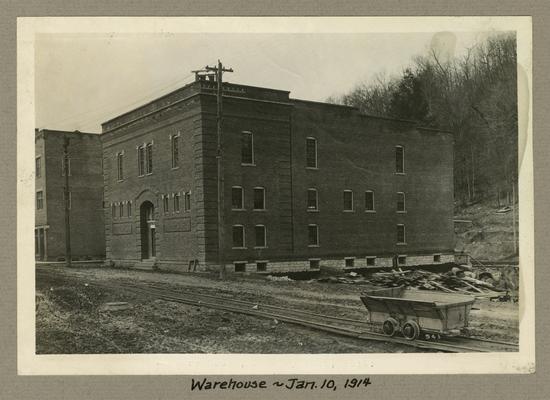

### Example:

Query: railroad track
xmin=137 ymin=282 xmax=372 ymax=326
xmin=35 ymin=268 xmax=519 ymax=353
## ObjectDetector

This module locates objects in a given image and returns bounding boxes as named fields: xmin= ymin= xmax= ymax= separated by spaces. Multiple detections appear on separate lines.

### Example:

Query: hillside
xmin=454 ymin=200 xmax=519 ymax=262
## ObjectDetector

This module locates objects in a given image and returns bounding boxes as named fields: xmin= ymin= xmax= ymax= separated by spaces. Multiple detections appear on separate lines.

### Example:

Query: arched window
xmin=308 ymin=224 xmax=319 ymax=247
xmin=395 ymin=145 xmax=405 ymax=173
xmin=307 ymin=188 xmax=318 ymax=211
xmin=232 ymin=225 xmax=245 ymax=248
xmin=254 ymin=225 xmax=267 ymax=248
xmin=241 ymin=131 xmax=254 ymax=165
xmin=253 ymin=187 xmax=265 ymax=210
xmin=306 ymin=137 xmax=318 ymax=168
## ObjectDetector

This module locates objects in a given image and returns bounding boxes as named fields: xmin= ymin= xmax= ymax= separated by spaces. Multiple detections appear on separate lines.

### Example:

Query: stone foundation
xmin=224 ymin=253 xmax=456 ymax=274
xmin=226 ymin=259 xmax=317 ymax=274
xmin=108 ymin=252 xmax=456 ymax=274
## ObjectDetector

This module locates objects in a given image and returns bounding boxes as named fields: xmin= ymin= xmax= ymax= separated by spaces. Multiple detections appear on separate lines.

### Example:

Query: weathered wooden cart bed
xmin=360 ymin=286 xmax=476 ymax=340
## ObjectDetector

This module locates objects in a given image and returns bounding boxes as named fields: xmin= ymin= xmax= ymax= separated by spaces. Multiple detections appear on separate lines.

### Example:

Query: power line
xmin=75 ymin=72 xmax=196 ymax=133
xmin=72 ymin=73 xmax=195 ymax=132
xmin=41 ymin=72 xmax=195 ymax=131
xmin=46 ymin=72 xmax=195 ymax=129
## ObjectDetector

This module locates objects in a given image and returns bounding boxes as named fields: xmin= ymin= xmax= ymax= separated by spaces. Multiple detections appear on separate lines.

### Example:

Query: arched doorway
xmin=140 ymin=201 xmax=156 ymax=260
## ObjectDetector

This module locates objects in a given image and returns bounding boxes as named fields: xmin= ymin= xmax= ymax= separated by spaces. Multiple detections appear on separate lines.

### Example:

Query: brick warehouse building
xmin=35 ymin=129 xmax=105 ymax=261
xmin=101 ymin=78 xmax=454 ymax=273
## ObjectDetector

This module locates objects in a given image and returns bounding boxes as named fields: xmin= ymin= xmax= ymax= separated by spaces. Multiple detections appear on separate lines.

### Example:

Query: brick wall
xmin=289 ymin=100 xmax=455 ymax=262
xmin=36 ymin=130 xmax=105 ymax=260
xmin=35 ymin=134 xmax=47 ymax=227
xmin=102 ymin=95 xmax=202 ymax=265
xmin=100 ymin=81 xmax=455 ymax=272
xmin=199 ymin=92 xmax=294 ymax=267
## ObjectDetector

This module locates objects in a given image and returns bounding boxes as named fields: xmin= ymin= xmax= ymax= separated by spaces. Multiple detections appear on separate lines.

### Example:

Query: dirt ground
xmin=454 ymin=201 xmax=518 ymax=261
xmin=35 ymin=266 xmax=518 ymax=354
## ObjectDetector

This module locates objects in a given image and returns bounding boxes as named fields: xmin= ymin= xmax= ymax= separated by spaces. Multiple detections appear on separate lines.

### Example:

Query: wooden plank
xmin=429 ymin=281 xmax=455 ymax=293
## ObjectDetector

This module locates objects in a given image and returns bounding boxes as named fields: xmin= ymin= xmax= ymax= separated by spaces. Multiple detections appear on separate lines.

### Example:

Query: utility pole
xmin=512 ymin=180 xmax=517 ymax=255
xmin=202 ymin=60 xmax=234 ymax=279
xmin=63 ymin=136 xmax=72 ymax=267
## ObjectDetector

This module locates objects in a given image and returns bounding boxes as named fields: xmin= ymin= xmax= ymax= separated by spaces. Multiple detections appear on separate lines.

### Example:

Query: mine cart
xmin=360 ymin=286 xmax=476 ymax=340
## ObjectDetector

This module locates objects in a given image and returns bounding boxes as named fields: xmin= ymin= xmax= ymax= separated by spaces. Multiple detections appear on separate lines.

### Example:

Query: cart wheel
xmin=402 ymin=320 xmax=420 ymax=341
xmin=382 ymin=318 xmax=399 ymax=337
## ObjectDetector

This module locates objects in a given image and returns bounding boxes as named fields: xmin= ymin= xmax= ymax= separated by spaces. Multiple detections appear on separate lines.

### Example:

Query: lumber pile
xmin=318 ymin=267 xmax=504 ymax=296
xmin=365 ymin=269 xmax=500 ymax=295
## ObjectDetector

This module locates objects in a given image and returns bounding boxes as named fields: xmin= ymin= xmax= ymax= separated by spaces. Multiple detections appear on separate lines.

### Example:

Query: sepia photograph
xmin=17 ymin=16 xmax=534 ymax=375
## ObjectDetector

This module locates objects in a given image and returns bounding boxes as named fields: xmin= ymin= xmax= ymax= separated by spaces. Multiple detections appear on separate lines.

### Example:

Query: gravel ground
xmin=35 ymin=265 xmax=518 ymax=354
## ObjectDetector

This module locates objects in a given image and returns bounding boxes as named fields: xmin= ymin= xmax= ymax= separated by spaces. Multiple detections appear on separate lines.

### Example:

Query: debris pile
xmin=366 ymin=268 xmax=501 ymax=295
xmin=318 ymin=266 xmax=508 ymax=297
xmin=266 ymin=275 xmax=293 ymax=282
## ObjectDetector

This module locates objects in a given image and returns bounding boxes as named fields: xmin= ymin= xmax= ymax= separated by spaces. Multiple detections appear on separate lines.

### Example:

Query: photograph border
xmin=17 ymin=16 xmax=534 ymax=376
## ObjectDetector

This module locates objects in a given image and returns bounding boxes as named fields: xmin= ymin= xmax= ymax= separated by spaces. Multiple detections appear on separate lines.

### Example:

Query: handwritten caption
xmin=191 ymin=377 xmax=372 ymax=392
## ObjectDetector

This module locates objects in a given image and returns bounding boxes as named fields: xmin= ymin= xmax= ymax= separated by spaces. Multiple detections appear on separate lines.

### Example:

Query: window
xmin=174 ymin=193 xmax=180 ymax=212
xmin=61 ymin=157 xmax=71 ymax=176
xmin=234 ymin=262 xmax=246 ymax=272
xmin=145 ymin=205 xmax=154 ymax=221
xmin=366 ymin=257 xmax=376 ymax=266
xmin=241 ymin=131 xmax=254 ymax=165
xmin=137 ymin=145 xmax=146 ymax=176
xmin=433 ymin=254 xmax=441 ymax=263
xmin=396 ymin=145 xmax=404 ymax=173
xmin=397 ymin=192 xmax=406 ymax=212
xmin=306 ymin=137 xmax=317 ymax=168
xmin=146 ymin=143 xmax=153 ymax=174
xmin=343 ymin=190 xmax=354 ymax=211
xmin=253 ymin=187 xmax=265 ymax=210
xmin=365 ymin=190 xmax=375 ymax=212
xmin=398 ymin=255 xmax=407 ymax=265
xmin=307 ymin=188 xmax=318 ymax=211
xmin=232 ymin=225 xmax=245 ymax=248
xmin=254 ymin=225 xmax=266 ymax=248
xmin=112 ymin=204 xmax=116 ymax=218
xmin=171 ymin=134 xmax=180 ymax=168
xmin=127 ymin=201 xmax=132 ymax=217
xmin=163 ymin=195 xmax=169 ymax=213
xmin=119 ymin=202 xmax=124 ymax=217
xmin=63 ymin=191 xmax=72 ymax=210
xmin=308 ymin=224 xmax=319 ymax=247
xmin=397 ymin=224 xmax=406 ymax=244
xmin=35 ymin=157 xmax=41 ymax=178
xmin=345 ymin=258 xmax=355 ymax=268
xmin=36 ymin=191 xmax=43 ymax=210
xmin=309 ymin=259 xmax=320 ymax=269
xmin=184 ymin=192 xmax=191 ymax=211
xmin=117 ymin=152 xmax=124 ymax=181
xmin=256 ymin=262 xmax=267 ymax=272
xmin=232 ymin=187 xmax=244 ymax=210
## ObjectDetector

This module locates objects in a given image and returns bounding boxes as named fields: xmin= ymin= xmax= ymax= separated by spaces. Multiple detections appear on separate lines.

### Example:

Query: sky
xmin=35 ymin=31 xmax=488 ymax=133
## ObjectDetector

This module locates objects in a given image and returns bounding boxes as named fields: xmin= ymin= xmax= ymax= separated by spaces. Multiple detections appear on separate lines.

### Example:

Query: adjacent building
xmin=101 ymin=77 xmax=455 ymax=273
xmin=35 ymin=129 xmax=105 ymax=261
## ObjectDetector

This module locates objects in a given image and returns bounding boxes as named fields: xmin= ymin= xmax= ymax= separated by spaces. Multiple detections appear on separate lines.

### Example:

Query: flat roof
xmin=100 ymin=79 xmax=452 ymax=135
xmin=102 ymin=80 xmax=291 ymax=127
xmin=291 ymin=98 xmax=452 ymax=133
xmin=102 ymin=81 xmax=198 ymax=126
xmin=36 ymin=129 xmax=100 ymax=137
